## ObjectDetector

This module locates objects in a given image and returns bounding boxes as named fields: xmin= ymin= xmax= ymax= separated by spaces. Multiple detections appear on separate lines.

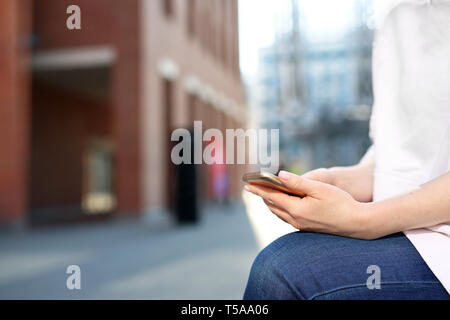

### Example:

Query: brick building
xmin=0 ymin=0 xmax=246 ymax=226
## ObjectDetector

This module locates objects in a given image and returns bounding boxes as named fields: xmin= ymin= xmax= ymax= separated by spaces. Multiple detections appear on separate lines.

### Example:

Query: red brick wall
xmin=109 ymin=0 xmax=141 ymax=215
xmin=0 ymin=0 xmax=32 ymax=224
xmin=34 ymin=0 xmax=116 ymax=49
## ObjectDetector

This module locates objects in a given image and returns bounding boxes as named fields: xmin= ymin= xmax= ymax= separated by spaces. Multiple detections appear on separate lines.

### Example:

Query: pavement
xmin=0 ymin=203 xmax=260 ymax=300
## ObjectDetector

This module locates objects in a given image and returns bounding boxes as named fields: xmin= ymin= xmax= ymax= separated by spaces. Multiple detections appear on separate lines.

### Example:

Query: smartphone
xmin=242 ymin=172 xmax=304 ymax=197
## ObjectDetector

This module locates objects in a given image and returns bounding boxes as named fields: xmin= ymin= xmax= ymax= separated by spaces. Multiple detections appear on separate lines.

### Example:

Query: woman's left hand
xmin=244 ymin=171 xmax=370 ymax=239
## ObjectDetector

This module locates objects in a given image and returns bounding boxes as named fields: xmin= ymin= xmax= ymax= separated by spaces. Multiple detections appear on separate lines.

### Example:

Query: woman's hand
xmin=303 ymin=161 xmax=374 ymax=203
xmin=245 ymin=170 xmax=371 ymax=239
xmin=301 ymin=168 xmax=335 ymax=184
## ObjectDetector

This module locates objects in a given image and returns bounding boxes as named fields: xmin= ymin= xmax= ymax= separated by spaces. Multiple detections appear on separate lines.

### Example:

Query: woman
xmin=244 ymin=0 xmax=450 ymax=299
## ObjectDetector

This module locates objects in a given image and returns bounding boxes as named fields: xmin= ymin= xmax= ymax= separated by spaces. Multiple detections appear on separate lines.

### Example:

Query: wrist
xmin=355 ymin=201 xmax=402 ymax=240
xmin=352 ymin=201 xmax=383 ymax=240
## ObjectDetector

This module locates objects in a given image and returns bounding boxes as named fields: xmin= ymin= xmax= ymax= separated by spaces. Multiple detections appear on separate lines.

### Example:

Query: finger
xmin=263 ymin=200 xmax=298 ymax=227
xmin=245 ymin=184 xmax=294 ymax=212
xmin=278 ymin=171 xmax=326 ymax=198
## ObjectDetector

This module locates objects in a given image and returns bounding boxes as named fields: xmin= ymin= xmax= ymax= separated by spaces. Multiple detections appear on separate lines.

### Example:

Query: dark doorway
xmin=29 ymin=67 xmax=115 ymax=226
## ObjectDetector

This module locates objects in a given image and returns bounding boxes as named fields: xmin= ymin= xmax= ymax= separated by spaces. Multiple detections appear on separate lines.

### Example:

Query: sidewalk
xmin=0 ymin=203 xmax=259 ymax=300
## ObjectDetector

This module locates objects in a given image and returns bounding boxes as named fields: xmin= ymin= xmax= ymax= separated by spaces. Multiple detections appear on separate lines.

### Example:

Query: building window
xmin=220 ymin=0 xmax=228 ymax=68
xmin=187 ymin=0 xmax=196 ymax=36
xmin=82 ymin=139 xmax=116 ymax=215
xmin=162 ymin=79 xmax=175 ymax=207
xmin=162 ymin=0 xmax=174 ymax=17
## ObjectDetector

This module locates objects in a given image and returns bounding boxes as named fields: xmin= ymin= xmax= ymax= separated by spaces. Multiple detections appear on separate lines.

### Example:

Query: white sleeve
xmin=359 ymin=6 xmax=399 ymax=166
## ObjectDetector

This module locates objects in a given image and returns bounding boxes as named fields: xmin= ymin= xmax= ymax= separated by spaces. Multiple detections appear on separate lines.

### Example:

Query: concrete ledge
xmin=33 ymin=45 xmax=117 ymax=71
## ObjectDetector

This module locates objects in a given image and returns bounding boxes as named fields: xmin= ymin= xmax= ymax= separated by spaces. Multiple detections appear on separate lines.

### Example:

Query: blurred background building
xmin=0 ymin=0 xmax=246 ymax=227
xmin=248 ymin=0 xmax=374 ymax=173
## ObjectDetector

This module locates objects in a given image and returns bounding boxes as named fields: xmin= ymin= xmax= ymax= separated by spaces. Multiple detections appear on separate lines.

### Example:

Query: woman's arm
xmin=244 ymin=170 xmax=450 ymax=240
xmin=360 ymin=171 xmax=450 ymax=239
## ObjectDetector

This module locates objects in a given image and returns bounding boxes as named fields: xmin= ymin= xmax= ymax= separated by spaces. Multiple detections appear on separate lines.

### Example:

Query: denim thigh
xmin=243 ymin=232 xmax=449 ymax=300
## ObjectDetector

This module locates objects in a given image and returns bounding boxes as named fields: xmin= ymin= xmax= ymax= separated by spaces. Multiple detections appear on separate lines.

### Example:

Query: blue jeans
xmin=244 ymin=232 xmax=449 ymax=300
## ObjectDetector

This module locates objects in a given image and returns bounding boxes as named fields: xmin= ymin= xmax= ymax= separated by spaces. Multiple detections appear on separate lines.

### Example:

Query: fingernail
xmin=279 ymin=171 xmax=291 ymax=181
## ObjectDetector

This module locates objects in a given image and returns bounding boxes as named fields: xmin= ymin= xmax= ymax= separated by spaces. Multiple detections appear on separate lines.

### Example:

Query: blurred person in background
xmin=244 ymin=0 xmax=450 ymax=299
xmin=209 ymin=138 xmax=230 ymax=205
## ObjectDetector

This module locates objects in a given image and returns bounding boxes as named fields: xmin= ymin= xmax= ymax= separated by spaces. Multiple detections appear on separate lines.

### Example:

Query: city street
xmin=0 ymin=203 xmax=259 ymax=300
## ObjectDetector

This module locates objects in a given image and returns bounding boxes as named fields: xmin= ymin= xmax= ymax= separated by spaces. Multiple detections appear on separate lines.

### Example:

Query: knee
xmin=243 ymin=233 xmax=307 ymax=300
xmin=243 ymin=245 xmax=281 ymax=300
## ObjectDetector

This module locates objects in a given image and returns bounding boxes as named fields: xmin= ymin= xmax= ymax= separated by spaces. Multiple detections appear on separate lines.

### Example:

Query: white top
xmin=368 ymin=0 xmax=450 ymax=293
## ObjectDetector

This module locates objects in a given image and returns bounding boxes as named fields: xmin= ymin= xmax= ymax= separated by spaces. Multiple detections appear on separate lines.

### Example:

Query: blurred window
xmin=220 ymin=0 xmax=228 ymax=68
xmin=187 ymin=0 xmax=196 ymax=36
xmin=82 ymin=139 xmax=116 ymax=215
xmin=162 ymin=0 xmax=174 ymax=18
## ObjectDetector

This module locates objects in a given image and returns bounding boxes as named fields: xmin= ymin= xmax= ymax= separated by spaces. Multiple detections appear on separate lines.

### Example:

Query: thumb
xmin=278 ymin=171 xmax=326 ymax=197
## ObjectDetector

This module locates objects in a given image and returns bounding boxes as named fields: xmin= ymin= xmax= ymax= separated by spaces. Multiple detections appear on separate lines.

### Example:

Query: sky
xmin=238 ymin=0 xmax=398 ymax=78
xmin=238 ymin=0 xmax=283 ymax=79
xmin=238 ymin=0 xmax=357 ymax=78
